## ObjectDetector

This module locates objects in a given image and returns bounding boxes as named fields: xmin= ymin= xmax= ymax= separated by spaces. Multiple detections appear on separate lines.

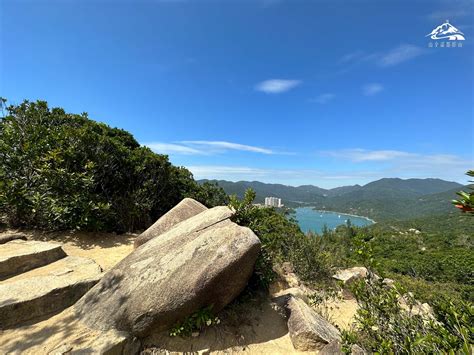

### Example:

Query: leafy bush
xmin=453 ymin=170 xmax=474 ymax=214
xmin=0 ymin=99 xmax=227 ymax=232
xmin=169 ymin=305 xmax=220 ymax=337
xmin=343 ymin=273 xmax=473 ymax=354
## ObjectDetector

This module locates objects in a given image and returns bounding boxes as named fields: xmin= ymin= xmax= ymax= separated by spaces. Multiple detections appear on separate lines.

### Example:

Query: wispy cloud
xmin=363 ymin=83 xmax=384 ymax=96
xmin=144 ymin=140 xmax=280 ymax=155
xmin=180 ymin=140 xmax=274 ymax=154
xmin=321 ymin=149 xmax=471 ymax=180
xmin=144 ymin=142 xmax=204 ymax=155
xmin=255 ymin=79 xmax=301 ymax=94
xmin=339 ymin=50 xmax=367 ymax=64
xmin=324 ymin=149 xmax=412 ymax=162
xmin=340 ymin=44 xmax=425 ymax=69
xmin=377 ymin=44 xmax=425 ymax=67
xmin=311 ymin=93 xmax=336 ymax=104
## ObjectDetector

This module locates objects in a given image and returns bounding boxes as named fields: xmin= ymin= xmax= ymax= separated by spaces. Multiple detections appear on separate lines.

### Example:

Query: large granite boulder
xmin=75 ymin=206 xmax=261 ymax=337
xmin=287 ymin=296 xmax=341 ymax=351
xmin=134 ymin=198 xmax=207 ymax=249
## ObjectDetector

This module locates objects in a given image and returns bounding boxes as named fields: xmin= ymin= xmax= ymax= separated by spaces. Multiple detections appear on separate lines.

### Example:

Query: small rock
xmin=351 ymin=344 xmax=367 ymax=354
xmin=191 ymin=331 xmax=200 ymax=337
xmin=333 ymin=267 xmax=368 ymax=284
xmin=319 ymin=340 xmax=342 ymax=354
xmin=287 ymin=296 xmax=341 ymax=351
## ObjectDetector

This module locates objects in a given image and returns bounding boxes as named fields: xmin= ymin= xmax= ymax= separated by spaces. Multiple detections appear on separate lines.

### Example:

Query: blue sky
xmin=1 ymin=0 xmax=473 ymax=188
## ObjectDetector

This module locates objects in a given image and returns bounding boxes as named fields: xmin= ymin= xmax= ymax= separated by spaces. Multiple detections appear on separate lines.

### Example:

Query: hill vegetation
xmin=0 ymin=100 xmax=227 ymax=232
xmin=200 ymin=178 xmax=464 ymax=221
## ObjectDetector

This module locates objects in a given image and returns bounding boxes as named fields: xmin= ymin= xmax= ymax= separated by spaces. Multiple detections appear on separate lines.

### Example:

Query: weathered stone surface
xmin=287 ymin=296 xmax=341 ymax=351
xmin=0 ymin=240 xmax=66 ymax=280
xmin=333 ymin=267 xmax=368 ymax=284
xmin=134 ymin=198 xmax=207 ymax=248
xmin=319 ymin=340 xmax=343 ymax=354
xmin=351 ymin=344 xmax=367 ymax=355
xmin=0 ymin=256 xmax=102 ymax=328
xmin=0 ymin=232 xmax=27 ymax=244
xmin=75 ymin=330 xmax=141 ymax=355
xmin=75 ymin=206 xmax=260 ymax=337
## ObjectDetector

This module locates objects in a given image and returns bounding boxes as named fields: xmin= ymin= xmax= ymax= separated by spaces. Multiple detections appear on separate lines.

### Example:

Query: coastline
xmin=300 ymin=207 xmax=376 ymax=224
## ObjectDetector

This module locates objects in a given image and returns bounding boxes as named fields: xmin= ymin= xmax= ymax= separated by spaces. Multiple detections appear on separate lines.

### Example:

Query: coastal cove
xmin=293 ymin=207 xmax=375 ymax=234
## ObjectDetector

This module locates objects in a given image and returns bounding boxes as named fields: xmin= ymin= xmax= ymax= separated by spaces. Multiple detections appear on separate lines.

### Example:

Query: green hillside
xmin=200 ymin=178 xmax=464 ymax=220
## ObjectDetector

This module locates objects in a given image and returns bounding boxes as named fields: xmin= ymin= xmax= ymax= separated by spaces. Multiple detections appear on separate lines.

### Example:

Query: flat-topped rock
xmin=0 ymin=256 xmax=102 ymax=328
xmin=75 ymin=206 xmax=260 ymax=337
xmin=134 ymin=198 xmax=207 ymax=248
xmin=0 ymin=240 xmax=66 ymax=280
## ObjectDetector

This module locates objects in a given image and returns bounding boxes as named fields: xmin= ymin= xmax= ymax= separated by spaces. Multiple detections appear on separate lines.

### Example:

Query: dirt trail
xmin=0 ymin=229 xmax=356 ymax=354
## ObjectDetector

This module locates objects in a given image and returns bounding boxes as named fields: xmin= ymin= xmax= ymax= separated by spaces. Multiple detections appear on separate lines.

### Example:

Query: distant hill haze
xmin=198 ymin=178 xmax=465 ymax=221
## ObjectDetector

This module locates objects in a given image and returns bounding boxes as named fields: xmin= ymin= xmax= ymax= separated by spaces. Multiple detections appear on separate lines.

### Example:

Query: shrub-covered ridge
xmin=0 ymin=99 xmax=227 ymax=232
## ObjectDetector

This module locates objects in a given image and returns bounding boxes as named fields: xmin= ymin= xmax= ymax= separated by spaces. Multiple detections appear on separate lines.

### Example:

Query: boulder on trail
xmin=287 ymin=296 xmax=341 ymax=351
xmin=75 ymin=206 xmax=261 ymax=337
xmin=134 ymin=198 xmax=207 ymax=249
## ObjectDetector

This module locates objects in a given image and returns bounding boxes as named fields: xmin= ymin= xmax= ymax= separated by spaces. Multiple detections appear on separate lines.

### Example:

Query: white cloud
xmin=144 ymin=140 xmax=279 ymax=156
xmin=144 ymin=142 xmax=204 ymax=155
xmin=363 ymin=83 xmax=384 ymax=96
xmin=378 ymin=44 xmax=425 ymax=67
xmin=322 ymin=149 xmax=471 ymax=180
xmin=255 ymin=79 xmax=301 ymax=94
xmin=311 ymin=93 xmax=335 ymax=104
xmin=180 ymin=140 xmax=274 ymax=154
xmin=324 ymin=149 xmax=412 ymax=161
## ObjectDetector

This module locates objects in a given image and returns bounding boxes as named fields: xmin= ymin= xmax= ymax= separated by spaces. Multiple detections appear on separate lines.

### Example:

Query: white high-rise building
xmin=264 ymin=196 xmax=283 ymax=207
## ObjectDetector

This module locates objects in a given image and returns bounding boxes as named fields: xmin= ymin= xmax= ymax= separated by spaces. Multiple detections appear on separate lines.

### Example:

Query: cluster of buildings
xmin=264 ymin=196 xmax=283 ymax=208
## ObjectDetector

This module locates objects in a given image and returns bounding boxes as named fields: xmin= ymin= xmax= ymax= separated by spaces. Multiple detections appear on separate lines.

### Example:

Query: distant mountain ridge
xmin=198 ymin=178 xmax=464 ymax=220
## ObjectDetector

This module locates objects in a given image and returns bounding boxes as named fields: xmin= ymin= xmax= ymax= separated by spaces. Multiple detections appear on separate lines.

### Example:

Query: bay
xmin=294 ymin=207 xmax=374 ymax=234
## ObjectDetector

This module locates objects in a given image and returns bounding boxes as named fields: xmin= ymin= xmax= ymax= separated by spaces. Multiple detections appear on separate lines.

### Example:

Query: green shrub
xmin=343 ymin=274 xmax=473 ymax=354
xmin=0 ymin=99 xmax=227 ymax=232
xmin=169 ymin=305 xmax=220 ymax=337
